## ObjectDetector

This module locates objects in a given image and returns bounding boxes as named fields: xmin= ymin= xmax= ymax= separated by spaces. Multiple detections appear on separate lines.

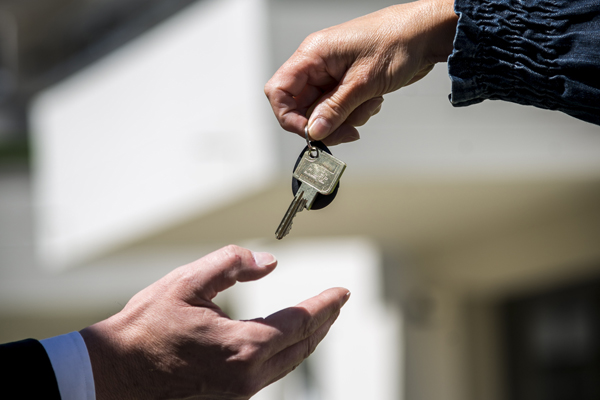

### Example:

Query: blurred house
xmin=1 ymin=0 xmax=599 ymax=399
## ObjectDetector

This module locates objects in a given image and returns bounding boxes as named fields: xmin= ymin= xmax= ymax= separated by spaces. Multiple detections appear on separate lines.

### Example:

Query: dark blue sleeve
xmin=0 ymin=339 xmax=62 ymax=399
xmin=448 ymin=0 xmax=600 ymax=126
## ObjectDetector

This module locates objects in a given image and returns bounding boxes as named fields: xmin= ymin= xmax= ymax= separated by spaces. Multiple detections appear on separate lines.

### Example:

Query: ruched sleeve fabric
xmin=448 ymin=0 xmax=600 ymax=126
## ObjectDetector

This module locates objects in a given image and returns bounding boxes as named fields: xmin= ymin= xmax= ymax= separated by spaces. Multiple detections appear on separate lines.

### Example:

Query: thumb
xmin=182 ymin=245 xmax=277 ymax=301
xmin=307 ymin=68 xmax=377 ymax=141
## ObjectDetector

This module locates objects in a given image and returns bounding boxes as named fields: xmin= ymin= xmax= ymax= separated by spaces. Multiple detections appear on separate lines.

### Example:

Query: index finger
xmin=264 ymin=67 xmax=311 ymax=136
xmin=264 ymin=55 xmax=338 ymax=137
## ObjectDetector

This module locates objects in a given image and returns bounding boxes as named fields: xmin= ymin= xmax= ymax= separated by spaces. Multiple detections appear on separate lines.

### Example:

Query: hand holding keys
xmin=275 ymin=127 xmax=346 ymax=240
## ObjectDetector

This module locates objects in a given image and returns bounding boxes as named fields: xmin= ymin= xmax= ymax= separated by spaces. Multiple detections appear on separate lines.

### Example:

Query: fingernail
xmin=308 ymin=117 xmax=332 ymax=140
xmin=342 ymin=291 xmax=351 ymax=306
xmin=253 ymin=252 xmax=277 ymax=268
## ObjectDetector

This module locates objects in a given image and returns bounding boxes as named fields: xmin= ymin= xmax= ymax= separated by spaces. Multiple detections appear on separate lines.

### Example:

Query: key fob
xmin=292 ymin=141 xmax=340 ymax=210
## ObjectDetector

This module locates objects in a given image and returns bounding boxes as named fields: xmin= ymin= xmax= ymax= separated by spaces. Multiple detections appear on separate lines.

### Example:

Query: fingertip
xmin=322 ymin=126 xmax=360 ymax=146
xmin=253 ymin=252 xmax=278 ymax=269
xmin=372 ymin=104 xmax=383 ymax=116
xmin=342 ymin=291 xmax=351 ymax=306
xmin=342 ymin=132 xmax=360 ymax=143
xmin=321 ymin=287 xmax=352 ymax=308
xmin=372 ymin=96 xmax=384 ymax=107
xmin=371 ymin=97 xmax=384 ymax=116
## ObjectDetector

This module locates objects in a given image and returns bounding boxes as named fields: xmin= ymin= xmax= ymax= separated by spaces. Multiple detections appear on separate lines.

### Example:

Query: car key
xmin=275 ymin=127 xmax=346 ymax=240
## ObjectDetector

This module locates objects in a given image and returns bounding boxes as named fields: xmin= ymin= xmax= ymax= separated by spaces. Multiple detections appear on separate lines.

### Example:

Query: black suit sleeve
xmin=0 ymin=339 xmax=61 ymax=399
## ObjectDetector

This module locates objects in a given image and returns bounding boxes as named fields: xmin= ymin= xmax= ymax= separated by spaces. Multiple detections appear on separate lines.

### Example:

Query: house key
xmin=275 ymin=127 xmax=346 ymax=240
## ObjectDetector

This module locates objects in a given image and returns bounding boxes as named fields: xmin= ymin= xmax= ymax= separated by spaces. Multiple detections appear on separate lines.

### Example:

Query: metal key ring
xmin=305 ymin=125 xmax=319 ymax=158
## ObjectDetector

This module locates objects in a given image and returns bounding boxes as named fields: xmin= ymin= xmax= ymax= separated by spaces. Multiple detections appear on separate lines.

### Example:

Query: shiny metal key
xmin=275 ymin=145 xmax=346 ymax=240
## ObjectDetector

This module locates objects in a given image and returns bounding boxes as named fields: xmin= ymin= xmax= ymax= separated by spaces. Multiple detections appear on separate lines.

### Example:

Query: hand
xmin=80 ymin=245 xmax=350 ymax=400
xmin=264 ymin=0 xmax=457 ymax=146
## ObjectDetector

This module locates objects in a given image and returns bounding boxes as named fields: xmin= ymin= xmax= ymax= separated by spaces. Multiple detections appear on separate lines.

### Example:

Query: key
xmin=275 ymin=141 xmax=346 ymax=240
xmin=291 ymin=140 xmax=340 ymax=210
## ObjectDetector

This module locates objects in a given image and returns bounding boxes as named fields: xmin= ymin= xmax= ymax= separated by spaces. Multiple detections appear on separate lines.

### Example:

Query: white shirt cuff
xmin=41 ymin=331 xmax=96 ymax=400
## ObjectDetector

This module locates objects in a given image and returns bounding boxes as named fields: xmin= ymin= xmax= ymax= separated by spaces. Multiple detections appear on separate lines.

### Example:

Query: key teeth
xmin=282 ymin=223 xmax=292 ymax=238
xmin=276 ymin=220 xmax=293 ymax=240
xmin=275 ymin=196 xmax=307 ymax=240
xmin=276 ymin=219 xmax=293 ymax=240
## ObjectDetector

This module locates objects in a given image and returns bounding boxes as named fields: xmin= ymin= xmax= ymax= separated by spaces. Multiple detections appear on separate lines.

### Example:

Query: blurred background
xmin=1 ymin=0 xmax=599 ymax=399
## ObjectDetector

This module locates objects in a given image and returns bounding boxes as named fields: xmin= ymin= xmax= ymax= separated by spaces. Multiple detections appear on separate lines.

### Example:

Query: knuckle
xmin=264 ymin=80 xmax=274 ymax=96
xmin=233 ymin=342 xmax=266 ymax=367
xmin=350 ymin=67 xmax=377 ymax=93
xmin=301 ymin=313 xmax=320 ymax=340
xmin=279 ymin=113 xmax=298 ymax=132
xmin=300 ymin=31 xmax=327 ymax=53
xmin=324 ymin=95 xmax=351 ymax=120
xmin=220 ymin=244 xmax=245 ymax=267
xmin=297 ymin=31 xmax=332 ymax=67
xmin=352 ymin=70 xmax=371 ymax=89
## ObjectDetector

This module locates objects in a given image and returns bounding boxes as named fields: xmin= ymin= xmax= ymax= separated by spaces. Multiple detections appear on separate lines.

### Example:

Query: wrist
xmin=417 ymin=0 xmax=458 ymax=63
xmin=80 ymin=318 xmax=142 ymax=400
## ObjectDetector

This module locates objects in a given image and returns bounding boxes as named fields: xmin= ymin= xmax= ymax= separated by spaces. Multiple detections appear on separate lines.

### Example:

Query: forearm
xmin=449 ymin=0 xmax=600 ymax=125
xmin=416 ymin=0 xmax=458 ymax=64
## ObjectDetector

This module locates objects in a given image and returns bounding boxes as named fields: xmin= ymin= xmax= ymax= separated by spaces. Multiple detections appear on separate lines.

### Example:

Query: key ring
xmin=305 ymin=125 xmax=319 ymax=158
